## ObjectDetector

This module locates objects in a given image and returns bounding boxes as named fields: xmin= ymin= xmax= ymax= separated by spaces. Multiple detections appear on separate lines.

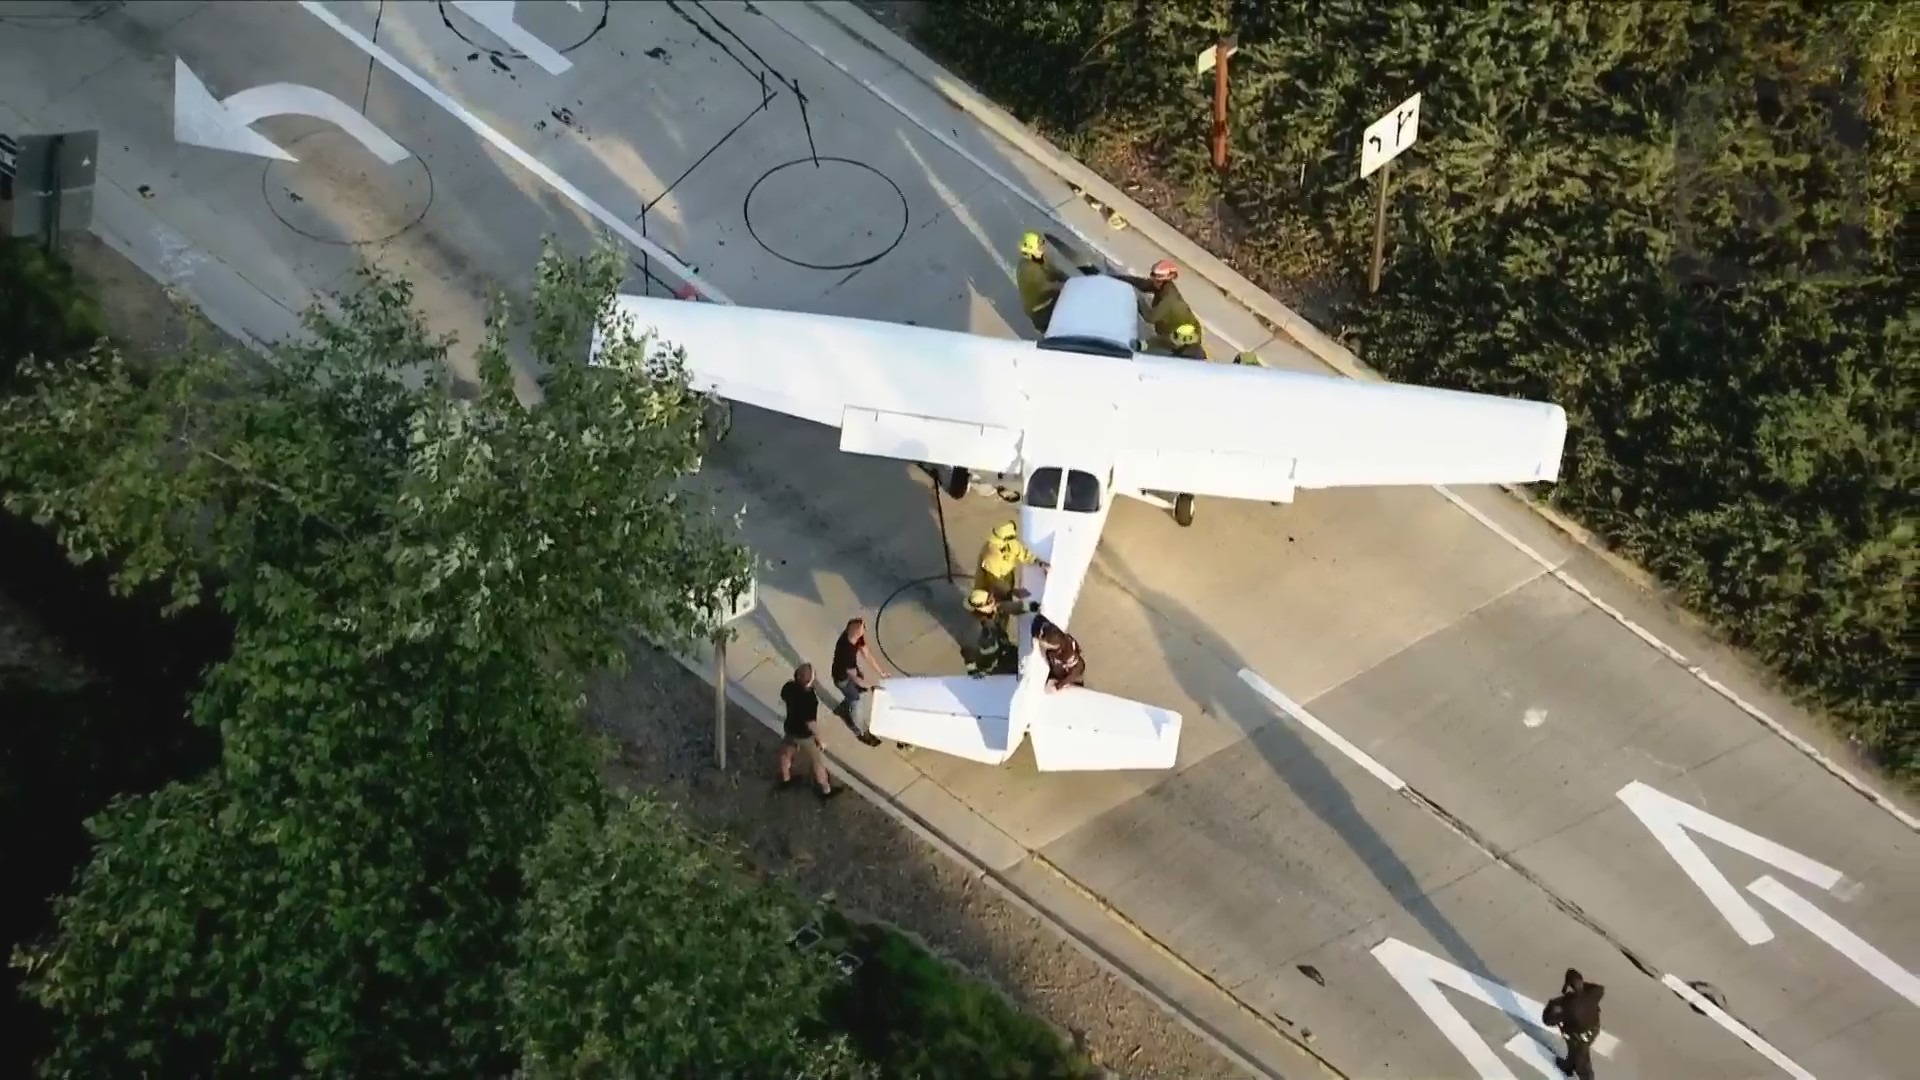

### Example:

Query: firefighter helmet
xmin=1019 ymin=231 xmax=1045 ymax=258
xmin=1171 ymin=323 xmax=1201 ymax=347
xmin=1149 ymin=259 xmax=1179 ymax=282
xmin=991 ymin=521 xmax=1019 ymax=541
xmin=966 ymin=589 xmax=996 ymax=614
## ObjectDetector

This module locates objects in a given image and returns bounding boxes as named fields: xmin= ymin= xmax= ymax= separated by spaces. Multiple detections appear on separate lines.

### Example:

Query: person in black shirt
xmin=1542 ymin=968 xmax=1604 ymax=1079
xmin=830 ymin=617 xmax=887 ymax=747
xmin=778 ymin=664 xmax=841 ymax=800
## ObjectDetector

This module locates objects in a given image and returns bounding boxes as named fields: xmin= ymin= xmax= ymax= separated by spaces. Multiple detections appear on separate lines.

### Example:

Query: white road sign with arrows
xmin=1360 ymin=91 xmax=1421 ymax=179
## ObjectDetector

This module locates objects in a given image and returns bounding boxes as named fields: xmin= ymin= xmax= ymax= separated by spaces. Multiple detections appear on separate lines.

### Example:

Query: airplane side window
xmin=1025 ymin=468 xmax=1062 ymax=509
xmin=1065 ymin=470 xmax=1103 ymax=513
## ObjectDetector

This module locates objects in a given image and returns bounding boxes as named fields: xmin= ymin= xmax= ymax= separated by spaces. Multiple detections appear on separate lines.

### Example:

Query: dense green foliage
xmin=511 ymin=797 xmax=857 ymax=1077
xmin=820 ymin=914 xmax=1103 ymax=1078
xmin=2 ymin=238 xmax=1091 ymax=1075
xmin=922 ymin=0 xmax=1917 ymax=772
xmin=0 ymin=238 xmax=228 ymax=1075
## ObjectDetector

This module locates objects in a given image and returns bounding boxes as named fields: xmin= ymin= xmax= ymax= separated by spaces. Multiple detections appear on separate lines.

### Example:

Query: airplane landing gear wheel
xmin=1173 ymin=493 xmax=1196 ymax=528
xmin=944 ymin=467 xmax=972 ymax=500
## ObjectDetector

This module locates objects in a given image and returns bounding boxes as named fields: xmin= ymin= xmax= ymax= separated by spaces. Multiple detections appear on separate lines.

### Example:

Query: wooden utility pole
xmin=1210 ymin=35 xmax=1235 ymax=172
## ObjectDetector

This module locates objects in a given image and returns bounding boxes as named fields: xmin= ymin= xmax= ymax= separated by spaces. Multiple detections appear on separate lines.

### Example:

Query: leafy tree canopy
xmin=4 ymin=240 xmax=755 ymax=1074
xmin=511 ymin=796 xmax=864 ymax=1079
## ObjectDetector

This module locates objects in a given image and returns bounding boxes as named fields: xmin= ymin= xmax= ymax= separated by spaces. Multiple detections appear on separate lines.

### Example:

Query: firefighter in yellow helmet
xmin=1168 ymin=322 xmax=1209 ymax=360
xmin=1015 ymin=231 xmax=1070 ymax=336
xmin=963 ymin=587 xmax=1038 ymax=677
xmin=974 ymin=520 xmax=1049 ymax=603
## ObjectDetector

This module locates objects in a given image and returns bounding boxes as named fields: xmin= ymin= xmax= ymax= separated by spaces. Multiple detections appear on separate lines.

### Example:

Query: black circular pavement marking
xmin=436 ymin=0 xmax=609 ymax=65
xmin=744 ymin=157 xmax=907 ymax=272
xmin=262 ymin=129 xmax=433 ymax=247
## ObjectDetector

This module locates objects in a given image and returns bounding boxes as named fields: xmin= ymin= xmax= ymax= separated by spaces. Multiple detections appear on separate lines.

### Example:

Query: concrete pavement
xmin=3 ymin=2 xmax=1914 ymax=1078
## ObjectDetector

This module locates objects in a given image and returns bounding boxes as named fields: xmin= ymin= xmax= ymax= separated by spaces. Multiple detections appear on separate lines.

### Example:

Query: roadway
xmin=1 ymin=2 xmax=1913 ymax=1078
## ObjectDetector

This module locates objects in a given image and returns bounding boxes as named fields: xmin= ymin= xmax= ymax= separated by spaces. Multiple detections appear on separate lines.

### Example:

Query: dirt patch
xmin=593 ymin=645 xmax=1245 ymax=1079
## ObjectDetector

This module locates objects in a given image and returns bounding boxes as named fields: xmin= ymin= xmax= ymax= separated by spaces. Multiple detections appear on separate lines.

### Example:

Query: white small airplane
xmin=597 ymin=271 xmax=1567 ymax=772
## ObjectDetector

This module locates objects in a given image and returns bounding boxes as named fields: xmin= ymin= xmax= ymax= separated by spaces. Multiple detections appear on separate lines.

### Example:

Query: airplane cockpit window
xmin=1065 ymin=470 xmax=1103 ymax=513
xmin=1025 ymin=467 xmax=1062 ymax=509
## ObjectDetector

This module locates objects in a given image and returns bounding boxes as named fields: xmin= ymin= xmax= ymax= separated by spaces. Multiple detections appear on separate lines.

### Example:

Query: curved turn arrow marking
xmin=173 ymin=58 xmax=410 ymax=165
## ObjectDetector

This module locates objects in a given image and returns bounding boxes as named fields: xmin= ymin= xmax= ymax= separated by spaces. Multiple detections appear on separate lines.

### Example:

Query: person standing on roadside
xmin=778 ymin=663 xmax=842 ymax=802
xmin=1542 ymin=967 xmax=1604 ymax=1080
xmin=831 ymin=617 xmax=887 ymax=747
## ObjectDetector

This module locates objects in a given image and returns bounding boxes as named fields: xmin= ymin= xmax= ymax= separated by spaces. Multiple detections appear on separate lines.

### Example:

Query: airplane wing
xmin=1115 ymin=359 xmax=1568 ymax=503
xmin=603 ymin=295 xmax=1029 ymax=476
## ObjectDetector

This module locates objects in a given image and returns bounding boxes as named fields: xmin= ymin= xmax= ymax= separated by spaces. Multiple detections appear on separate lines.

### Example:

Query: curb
xmin=663 ymin=646 xmax=1318 ymax=1080
xmin=799 ymin=2 xmax=1679 ymax=635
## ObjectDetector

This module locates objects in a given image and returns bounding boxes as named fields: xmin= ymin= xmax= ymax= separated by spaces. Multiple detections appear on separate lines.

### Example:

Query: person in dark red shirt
xmin=778 ymin=664 xmax=841 ymax=801
xmin=1031 ymin=615 xmax=1087 ymax=692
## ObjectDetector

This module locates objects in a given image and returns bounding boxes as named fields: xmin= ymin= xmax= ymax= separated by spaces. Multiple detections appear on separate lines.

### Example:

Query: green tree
xmin=5 ymin=239 xmax=752 ymax=1074
xmin=511 ymin=796 xmax=862 ymax=1079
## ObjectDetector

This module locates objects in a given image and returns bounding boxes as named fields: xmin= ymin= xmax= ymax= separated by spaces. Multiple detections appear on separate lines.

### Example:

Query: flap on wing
xmin=605 ymin=295 xmax=1026 ymax=436
xmin=841 ymin=408 xmax=1024 ymax=475
xmin=1116 ymin=447 xmax=1298 ymax=504
xmin=1029 ymin=689 xmax=1183 ymax=772
xmin=868 ymin=676 xmax=1019 ymax=766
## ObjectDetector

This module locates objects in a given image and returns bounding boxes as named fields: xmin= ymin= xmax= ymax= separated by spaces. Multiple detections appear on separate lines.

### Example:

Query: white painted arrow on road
xmin=1617 ymin=781 xmax=1844 ymax=946
xmin=1373 ymin=938 xmax=1620 ymax=1080
xmin=173 ymin=59 xmax=409 ymax=165
xmin=452 ymin=1 xmax=573 ymax=76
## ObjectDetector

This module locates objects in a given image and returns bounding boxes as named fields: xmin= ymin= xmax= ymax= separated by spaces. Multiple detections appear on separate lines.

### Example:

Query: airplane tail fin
xmin=868 ymin=675 xmax=1019 ymax=765
xmin=868 ymin=664 xmax=1184 ymax=773
xmin=1026 ymin=685 xmax=1183 ymax=771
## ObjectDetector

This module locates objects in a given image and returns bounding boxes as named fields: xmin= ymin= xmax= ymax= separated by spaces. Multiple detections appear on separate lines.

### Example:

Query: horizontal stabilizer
xmin=868 ymin=675 xmax=1019 ymax=766
xmin=1029 ymin=688 xmax=1182 ymax=772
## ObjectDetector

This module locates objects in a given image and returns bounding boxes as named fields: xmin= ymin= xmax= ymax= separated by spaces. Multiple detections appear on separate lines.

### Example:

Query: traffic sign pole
xmin=713 ymin=627 xmax=728 ymax=770
xmin=1369 ymin=160 xmax=1392 ymax=294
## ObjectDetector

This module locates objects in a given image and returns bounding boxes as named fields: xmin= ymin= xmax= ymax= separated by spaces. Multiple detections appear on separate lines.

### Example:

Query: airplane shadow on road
xmin=1089 ymin=540 xmax=1511 ymax=1002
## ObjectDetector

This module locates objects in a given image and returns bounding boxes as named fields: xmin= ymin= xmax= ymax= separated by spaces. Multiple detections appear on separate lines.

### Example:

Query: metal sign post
xmin=1368 ymin=162 xmax=1393 ymax=295
xmin=713 ymin=626 xmax=728 ymax=770
xmin=1358 ymin=93 xmax=1422 ymax=293
xmin=704 ymin=573 xmax=759 ymax=770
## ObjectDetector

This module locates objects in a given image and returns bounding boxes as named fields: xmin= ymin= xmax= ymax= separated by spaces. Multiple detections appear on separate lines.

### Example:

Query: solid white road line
xmin=1662 ymin=974 xmax=1818 ymax=1080
xmin=1238 ymin=669 xmax=1407 ymax=792
xmin=1748 ymin=875 xmax=1920 ymax=1007
xmin=770 ymin=6 xmax=1918 ymax=833
xmin=297 ymin=0 xmax=735 ymax=306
